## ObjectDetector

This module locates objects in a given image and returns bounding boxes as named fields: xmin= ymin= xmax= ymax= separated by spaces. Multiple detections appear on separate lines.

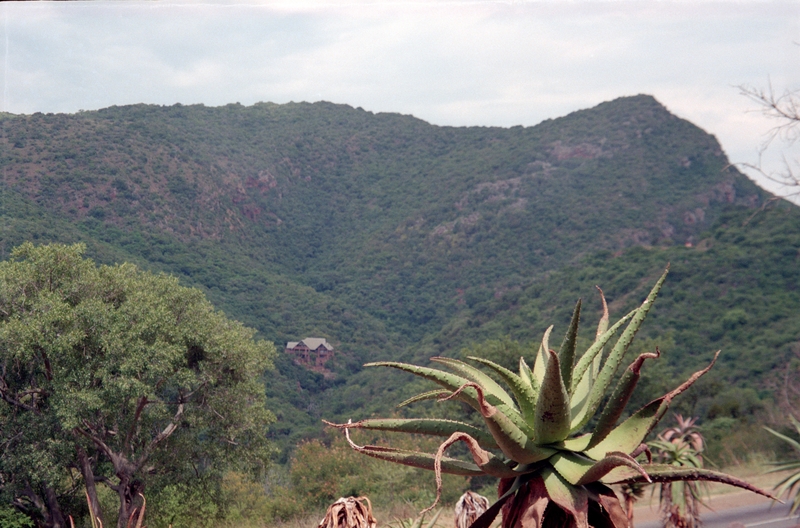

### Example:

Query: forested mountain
xmin=1 ymin=95 xmax=797 ymax=454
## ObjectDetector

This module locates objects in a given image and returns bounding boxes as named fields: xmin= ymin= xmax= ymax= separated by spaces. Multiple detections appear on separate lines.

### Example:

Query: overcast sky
xmin=2 ymin=1 xmax=799 ymax=196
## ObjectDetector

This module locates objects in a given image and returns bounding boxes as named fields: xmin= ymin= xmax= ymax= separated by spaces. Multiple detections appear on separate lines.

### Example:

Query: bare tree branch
xmin=740 ymin=82 xmax=800 ymax=145
xmin=0 ymin=378 xmax=40 ymax=413
xmin=134 ymin=402 xmax=185 ymax=473
xmin=736 ymin=82 xmax=800 ymax=202
xmin=75 ymin=423 xmax=116 ymax=463
xmin=124 ymin=396 xmax=149 ymax=457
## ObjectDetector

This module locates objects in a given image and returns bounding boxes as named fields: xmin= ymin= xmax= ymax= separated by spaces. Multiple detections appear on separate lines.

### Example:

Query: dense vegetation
xmin=0 ymin=243 xmax=275 ymax=528
xmin=0 ymin=95 xmax=798 ymax=525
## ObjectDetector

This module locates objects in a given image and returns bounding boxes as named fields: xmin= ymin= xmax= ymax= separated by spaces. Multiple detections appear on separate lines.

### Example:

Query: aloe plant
xmin=650 ymin=416 xmax=707 ymax=528
xmin=317 ymin=497 xmax=377 ymax=528
xmin=764 ymin=415 xmax=800 ymax=514
xmin=325 ymin=270 xmax=776 ymax=528
xmin=455 ymin=491 xmax=489 ymax=528
xmin=389 ymin=507 xmax=442 ymax=528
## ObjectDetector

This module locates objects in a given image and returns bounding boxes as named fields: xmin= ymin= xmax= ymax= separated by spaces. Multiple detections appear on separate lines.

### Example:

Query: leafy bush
xmin=148 ymin=483 xmax=219 ymax=528
xmin=0 ymin=507 xmax=34 ymax=528
xmin=287 ymin=435 xmax=467 ymax=512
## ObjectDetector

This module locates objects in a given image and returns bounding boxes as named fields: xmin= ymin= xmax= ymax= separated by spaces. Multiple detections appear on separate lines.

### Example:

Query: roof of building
xmin=285 ymin=338 xmax=334 ymax=351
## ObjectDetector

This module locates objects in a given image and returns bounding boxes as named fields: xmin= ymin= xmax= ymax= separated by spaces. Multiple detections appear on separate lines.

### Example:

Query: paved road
xmin=636 ymin=502 xmax=799 ymax=528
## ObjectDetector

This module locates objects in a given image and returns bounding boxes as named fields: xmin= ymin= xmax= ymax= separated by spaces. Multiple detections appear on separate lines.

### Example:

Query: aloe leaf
xmin=353 ymin=444 xmax=485 ymax=476
xmin=585 ymin=397 xmax=661 ymax=460
xmin=534 ymin=350 xmax=571 ymax=444
xmin=571 ymin=268 xmax=669 ymax=431
xmin=585 ymin=352 xmax=718 ymax=459
xmin=586 ymin=351 xmax=659 ymax=446
xmin=458 ymin=382 xmax=556 ymax=464
xmin=595 ymin=286 xmax=610 ymax=340
xmin=556 ymin=433 xmax=592 ymax=452
xmin=519 ymin=357 xmax=539 ymax=405
xmin=548 ymin=451 xmax=595 ymax=485
xmin=397 ymin=389 xmax=452 ymax=408
xmin=519 ymin=356 xmax=534 ymax=386
xmin=366 ymin=362 xmax=480 ymax=409
xmin=469 ymin=475 xmax=528 ymax=528
xmin=533 ymin=325 xmax=553 ymax=387
xmin=550 ymin=450 xmax=649 ymax=486
xmin=501 ymin=474 xmax=549 ymax=528
xmin=571 ymin=309 xmax=636 ymax=394
xmin=422 ymin=509 xmax=442 ymax=528
xmin=791 ymin=415 xmax=800 ymax=434
xmin=773 ymin=470 xmax=800 ymax=513
xmin=435 ymin=432 xmax=526 ymax=479
xmin=485 ymin=408 xmax=556 ymax=463
xmin=576 ymin=452 xmax=651 ymax=486
xmin=585 ymin=483 xmax=629 ymax=528
xmin=542 ymin=466 xmax=589 ymax=528
xmin=468 ymin=356 xmax=537 ymax=424
xmin=431 ymin=357 xmax=517 ymax=409
xmin=764 ymin=426 xmax=800 ymax=452
xmin=373 ymin=361 xmax=530 ymax=434
xmin=325 ymin=418 xmax=499 ymax=449
xmin=602 ymin=463 xmax=778 ymax=499
xmin=569 ymin=384 xmax=591 ymax=419
xmin=569 ymin=373 xmax=592 ymax=421
xmin=558 ymin=299 xmax=582 ymax=392
xmin=592 ymin=287 xmax=610 ymax=385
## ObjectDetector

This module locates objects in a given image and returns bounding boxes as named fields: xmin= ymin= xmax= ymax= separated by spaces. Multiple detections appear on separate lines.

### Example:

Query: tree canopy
xmin=0 ymin=243 xmax=276 ymax=528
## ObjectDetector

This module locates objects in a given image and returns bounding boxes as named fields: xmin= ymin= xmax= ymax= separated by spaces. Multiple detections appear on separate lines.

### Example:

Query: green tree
xmin=0 ymin=243 xmax=276 ymax=528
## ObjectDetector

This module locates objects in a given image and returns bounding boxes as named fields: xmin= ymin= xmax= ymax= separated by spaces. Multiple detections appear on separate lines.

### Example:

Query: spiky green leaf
xmin=397 ymin=389 xmax=452 ymax=408
xmin=352 ymin=444 xmax=485 ymax=476
xmin=519 ymin=356 xmax=534 ymax=386
xmin=594 ymin=287 xmax=610 ymax=340
xmin=570 ymin=309 xmax=637 ymax=395
xmin=542 ymin=467 xmax=589 ymax=528
xmin=558 ymin=300 xmax=581 ymax=392
xmin=587 ymin=351 xmax=658 ymax=448
xmin=534 ymin=350 xmax=571 ymax=444
xmin=585 ymin=351 xmax=717 ymax=459
xmin=431 ymin=357 xmax=517 ymax=410
xmin=550 ymin=450 xmax=650 ymax=486
xmin=369 ymin=362 xmax=533 ymax=435
xmin=468 ymin=475 xmax=529 ymax=528
xmin=468 ymin=386 xmax=556 ymax=464
xmin=533 ymin=325 xmax=553 ymax=387
xmin=468 ymin=356 xmax=537 ymax=424
xmin=330 ymin=418 xmax=499 ymax=449
xmin=602 ymin=464 xmax=777 ymax=500
xmin=556 ymin=433 xmax=592 ymax=452
xmin=571 ymin=268 xmax=669 ymax=431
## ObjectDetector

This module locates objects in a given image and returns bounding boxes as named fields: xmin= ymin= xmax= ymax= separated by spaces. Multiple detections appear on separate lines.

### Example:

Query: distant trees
xmin=0 ymin=243 xmax=276 ymax=528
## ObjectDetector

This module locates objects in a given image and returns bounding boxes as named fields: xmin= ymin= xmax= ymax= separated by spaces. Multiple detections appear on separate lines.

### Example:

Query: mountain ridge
xmin=2 ymin=94 xmax=796 ymax=454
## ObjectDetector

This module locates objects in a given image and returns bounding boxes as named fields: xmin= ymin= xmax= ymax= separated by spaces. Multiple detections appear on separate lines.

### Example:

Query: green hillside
xmin=1 ymin=95 xmax=795 ymax=455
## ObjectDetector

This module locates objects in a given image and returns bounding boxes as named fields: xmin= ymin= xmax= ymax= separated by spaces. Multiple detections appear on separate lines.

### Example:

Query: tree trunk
xmin=116 ymin=472 xmax=144 ymax=528
xmin=43 ymin=484 xmax=67 ymax=528
xmin=20 ymin=485 xmax=48 ymax=527
xmin=77 ymin=445 xmax=104 ymax=527
xmin=116 ymin=473 xmax=131 ymax=528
